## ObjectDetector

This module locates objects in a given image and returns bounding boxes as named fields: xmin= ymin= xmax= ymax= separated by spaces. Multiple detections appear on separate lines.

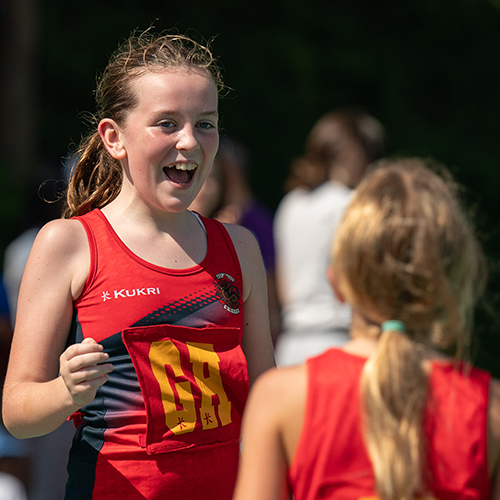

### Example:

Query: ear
xmin=98 ymin=118 xmax=126 ymax=160
xmin=327 ymin=266 xmax=346 ymax=303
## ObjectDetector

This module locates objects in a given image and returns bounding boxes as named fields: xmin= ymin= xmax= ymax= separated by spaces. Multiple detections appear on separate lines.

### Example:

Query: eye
xmin=159 ymin=120 xmax=176 ymax=129
xmin=198 ymin=121 xmax=217 ymax=130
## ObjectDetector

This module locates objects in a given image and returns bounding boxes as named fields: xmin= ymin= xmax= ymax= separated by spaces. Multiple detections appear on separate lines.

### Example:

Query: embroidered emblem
xmin=177 ymin=417 xmax=187 ymax=430
xmin=213 ymin=273 xmax=241 ymax=314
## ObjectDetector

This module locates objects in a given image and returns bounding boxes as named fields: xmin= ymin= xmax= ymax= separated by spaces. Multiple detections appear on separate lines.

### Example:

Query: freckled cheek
xmin=204 ymin=137 xmax=220 ymax=159
xmin=149 ymin=144 xmax=172 ymax=165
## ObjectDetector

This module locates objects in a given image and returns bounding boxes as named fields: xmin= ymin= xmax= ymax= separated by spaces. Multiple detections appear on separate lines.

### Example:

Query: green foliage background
xmin=2 ymin=0 xmax=500 ymax=373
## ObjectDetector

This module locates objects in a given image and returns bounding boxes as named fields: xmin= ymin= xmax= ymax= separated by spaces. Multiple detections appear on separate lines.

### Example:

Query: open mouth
xmin=162 ymin=163 xmax=197 ymax=185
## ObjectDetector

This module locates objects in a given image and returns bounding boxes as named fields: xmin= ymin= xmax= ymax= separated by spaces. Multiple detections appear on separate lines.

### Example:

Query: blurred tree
xmin=0 ymin=0 xmax=38 ymax=180
xmin=0 ymin=0 xmax=38 ymax=256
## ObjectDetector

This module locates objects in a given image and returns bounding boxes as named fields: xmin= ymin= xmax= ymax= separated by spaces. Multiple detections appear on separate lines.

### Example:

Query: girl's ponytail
xmin=63 ymin=131 xmax=122 ymax=218
xmin=361 ymin=325 xmax=428 ymax=500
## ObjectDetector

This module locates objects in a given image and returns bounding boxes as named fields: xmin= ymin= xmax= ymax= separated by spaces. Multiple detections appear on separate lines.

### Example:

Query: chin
xmin=165 ymin=198 xmax=195 ymax=214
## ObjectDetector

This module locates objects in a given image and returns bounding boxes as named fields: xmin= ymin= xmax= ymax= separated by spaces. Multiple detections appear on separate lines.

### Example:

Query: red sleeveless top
xmin=65 ymin=209 xmax=248 ymax=500
xmin=289 ymin=348 xmax=491 ymax=500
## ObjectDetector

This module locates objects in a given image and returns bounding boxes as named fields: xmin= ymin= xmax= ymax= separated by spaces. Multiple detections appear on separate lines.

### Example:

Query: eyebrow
xmin=152 ymin=110 xmax=219 ymax=119
xmin=199 ymin=110 xmax=219 ymax=118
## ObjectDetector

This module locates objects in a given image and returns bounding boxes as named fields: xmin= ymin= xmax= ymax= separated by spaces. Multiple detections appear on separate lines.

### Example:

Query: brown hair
xmin=332 ymin=158 xmax=487 ymax=500
xmin=284 ymin=107 xmax=385 ymax=192
xmin=63 ymin=31 xmax=223 ymax=218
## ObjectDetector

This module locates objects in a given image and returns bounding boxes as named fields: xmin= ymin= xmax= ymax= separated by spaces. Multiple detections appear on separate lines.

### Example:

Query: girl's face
xmin=111 ymin=67 xmax=219 ymax=214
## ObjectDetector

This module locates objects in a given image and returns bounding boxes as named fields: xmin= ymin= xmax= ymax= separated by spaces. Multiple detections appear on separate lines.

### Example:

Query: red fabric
xmin=74 ymin=210 xmax=244 ymax=342
xmin=289 ymin=348 xmax=491 ymax=500
xmin=68 ymin=411 xmax=84 ymax=428
xmin=122 ymin=323 xmax=247 ymax=454
xmin=67 ymin=209 xmax=247 ymax=499
xmin=91 ymin=443 xmax=239 ymax=500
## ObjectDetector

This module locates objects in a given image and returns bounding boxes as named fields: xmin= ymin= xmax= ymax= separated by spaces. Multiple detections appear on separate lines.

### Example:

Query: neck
xmin=102 ymin=190 xmax=193 ymax=234
xmin=342 ymin=310 xmax=381 ymax=357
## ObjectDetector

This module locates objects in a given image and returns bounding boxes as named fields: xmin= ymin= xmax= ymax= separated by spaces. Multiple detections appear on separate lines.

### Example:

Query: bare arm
xmin=226 ymin=224 xmax=276 ymax=385
xmin=272 ymin=201 xmax=291 ymax=310
xmin=2 ymin=219 xmax=113 ymax=438
xmin=489 ymin=378 xmax=500 ymax=499
xmin=233 ymin=365 xmax=306 ymax=500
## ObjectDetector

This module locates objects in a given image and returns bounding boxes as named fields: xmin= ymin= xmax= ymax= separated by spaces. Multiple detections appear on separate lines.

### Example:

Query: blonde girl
xmin=234 ymin=158 xmax=500 ymax=500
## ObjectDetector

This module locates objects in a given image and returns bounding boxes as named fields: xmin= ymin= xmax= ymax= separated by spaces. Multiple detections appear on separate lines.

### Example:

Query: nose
xmin=176 ymin=124 xmax=199 ymax=151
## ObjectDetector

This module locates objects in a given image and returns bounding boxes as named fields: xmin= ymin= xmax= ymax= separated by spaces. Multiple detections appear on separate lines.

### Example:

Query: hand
xmin=59 ymin=338 xmax=113 ymax=407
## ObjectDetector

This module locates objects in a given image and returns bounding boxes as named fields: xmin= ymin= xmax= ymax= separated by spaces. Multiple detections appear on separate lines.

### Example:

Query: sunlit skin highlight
xmin=99 ymin=68 xmax=219 ymax=219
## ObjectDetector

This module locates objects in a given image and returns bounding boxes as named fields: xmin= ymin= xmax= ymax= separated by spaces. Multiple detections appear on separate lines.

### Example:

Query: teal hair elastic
xmin=381 ymin=320 xmax=406 ymax=333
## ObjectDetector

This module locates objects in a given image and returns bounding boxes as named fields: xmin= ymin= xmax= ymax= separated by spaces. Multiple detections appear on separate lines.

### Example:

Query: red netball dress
xmin=65 ymin=209 xmax=248 ymax=500
xmin=289 ymin=348 xmax=491 ymax=500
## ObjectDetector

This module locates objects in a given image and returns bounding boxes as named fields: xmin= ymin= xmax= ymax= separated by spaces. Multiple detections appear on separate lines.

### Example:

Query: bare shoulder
xmin=33 ymin=218 xmax=87 ymax=250
xmin=24 ymin=218 xmax=90 ymax=299
xmin=223 ymin=223 xmax=260 ymax=256
xmin=247 ymin=364 xmax=307 ymax=463
xmin=249 ymin=364 xmax=307 ymax=416
xmin=236 ymin=365 xmax=307 ymax=500
xmin=29 ymin=218 xmax=89 ymax=265
xmin=222 ymin=223 xmax=265 ymax=303
xmin=488 ymin=377 xmax=500 ymax=489
xmin=260 ymin=364 xmax=307 ymax=391
xmin=489 ymin=377 xmax=500 ymax=430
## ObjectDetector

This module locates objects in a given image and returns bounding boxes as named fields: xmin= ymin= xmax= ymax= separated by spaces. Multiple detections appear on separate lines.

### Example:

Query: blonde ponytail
xmin=361 ymin=327 xmax=428 ymax=500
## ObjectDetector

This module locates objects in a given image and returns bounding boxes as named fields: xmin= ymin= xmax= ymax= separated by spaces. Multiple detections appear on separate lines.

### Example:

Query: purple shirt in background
xmin=239 ymin=200 xmax=275 ymax=272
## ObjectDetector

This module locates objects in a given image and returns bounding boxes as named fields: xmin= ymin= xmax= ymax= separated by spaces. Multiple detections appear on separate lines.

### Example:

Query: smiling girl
xmin=2 ymin=32 xmax=275 ymax=499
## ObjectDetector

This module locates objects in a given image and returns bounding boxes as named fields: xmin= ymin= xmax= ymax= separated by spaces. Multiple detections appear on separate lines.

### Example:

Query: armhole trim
xmin=191 ymin=210 xmax=207 ymax=234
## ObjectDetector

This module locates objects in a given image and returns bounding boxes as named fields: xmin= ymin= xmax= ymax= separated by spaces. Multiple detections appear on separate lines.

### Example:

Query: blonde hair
xmin=63 ymin=31 xmax=223 ymax=218
xmin=332 ymin=158 xmax=487 ymax=500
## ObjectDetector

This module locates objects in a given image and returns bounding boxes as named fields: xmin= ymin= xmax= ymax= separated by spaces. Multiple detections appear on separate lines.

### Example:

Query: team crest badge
xmin=213 ymin=273 xmax=241 ymax=314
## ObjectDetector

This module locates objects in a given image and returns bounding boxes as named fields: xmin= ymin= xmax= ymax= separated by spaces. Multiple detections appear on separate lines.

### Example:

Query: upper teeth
xmin=173 ymin=163 xmax=197 ymax=171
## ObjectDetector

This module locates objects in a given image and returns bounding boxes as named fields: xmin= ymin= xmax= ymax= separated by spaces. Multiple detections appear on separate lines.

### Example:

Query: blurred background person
xmin=190 ymin=134 xmax=280 ymax=343
xmin=0 ymin=277 xmax=29 ymax=500
xmin=273 ymin=107 xmax=386 ymax=366
xmin=2 ymin=162 xmax=74 ymax=500
xmin=0 ymin=471 xmax=27 ymax=500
